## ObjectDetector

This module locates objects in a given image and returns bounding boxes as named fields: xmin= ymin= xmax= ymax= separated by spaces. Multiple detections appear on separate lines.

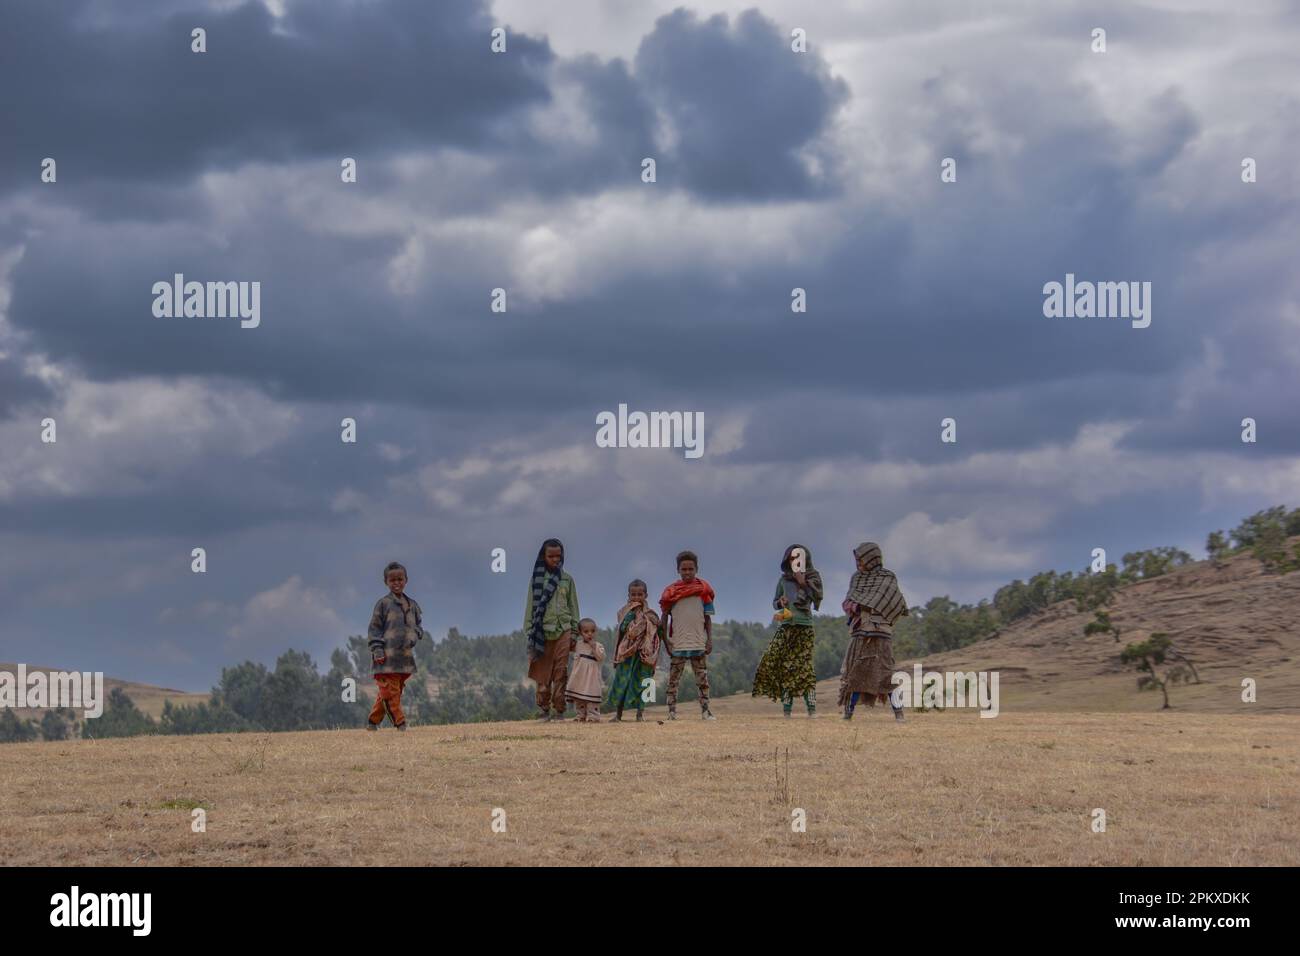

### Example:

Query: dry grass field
xmin=2 ymin=703 xmax=1296 ymax=866
xmin=4 ymin=550 xmax=1297 ymax=866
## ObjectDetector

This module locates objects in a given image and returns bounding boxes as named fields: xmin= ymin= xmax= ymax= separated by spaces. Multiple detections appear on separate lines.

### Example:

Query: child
xmin=565 ymin=618 xmax=606 ymax=721
xmin=608 ymin=579 xmax=661 ymax=722
xmin=838 ymin=542 xmax=909 ymax=722
xmin=752 ymin=544 xmax=822 ymax=718
xmin=659 ymin=551 xmax=716 ymax=721
xmin=367 ymin=561 xmax=428 ymax=731
xmin=524 ymin=538 xmax=581 ymax=722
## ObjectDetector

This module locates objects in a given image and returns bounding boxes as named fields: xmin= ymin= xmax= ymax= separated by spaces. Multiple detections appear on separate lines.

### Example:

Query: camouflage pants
xmin=667 ymin=655 xmax=710 ymax=709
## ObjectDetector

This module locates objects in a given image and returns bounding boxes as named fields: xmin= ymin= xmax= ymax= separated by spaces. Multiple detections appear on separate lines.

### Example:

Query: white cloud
xmin=227 ymin=575 xmax=346 ymax=647
xmin=0 ymin=375 xmax=300 ymax=501
xmin=882 ymin=510 xmax=1036 ymax=576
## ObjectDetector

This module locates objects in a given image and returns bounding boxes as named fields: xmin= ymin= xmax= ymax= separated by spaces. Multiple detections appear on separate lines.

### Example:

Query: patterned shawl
xmin=779 ymin=543 xmax=823 ymax=611
xmin=844 ymin=542 xmax=909 ymax=624
xmin=614 ymin=600 xmax=661 ymax=666
xmin=526 ymin=538 xmax=565 ymax=661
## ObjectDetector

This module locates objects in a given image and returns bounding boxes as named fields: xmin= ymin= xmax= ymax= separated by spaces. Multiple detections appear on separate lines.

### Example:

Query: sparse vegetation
xmin=158 ymin=798 xmax=208 ymax=811
xmin=1120 ymin=633 xmax=1193 ymax=709
xmin=1207 ymin=505 xmax=1300 ymax=573
xmin=1119 ymin=547 xmax=1193 ymax=582
xmin=1083 ymin=610 xmax=1120 ymax=642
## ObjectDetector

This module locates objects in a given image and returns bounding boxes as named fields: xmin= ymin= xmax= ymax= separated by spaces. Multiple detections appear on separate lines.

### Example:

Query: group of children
xmin=365 ymin=538 xmax=910 ymax=728
xmin=522 ymin=543 xmax=716 ymax=722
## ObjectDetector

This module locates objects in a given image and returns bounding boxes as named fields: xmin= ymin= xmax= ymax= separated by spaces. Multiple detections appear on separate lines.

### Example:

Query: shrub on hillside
xmin=1119 ymin=547 xmax=1193 ymax=582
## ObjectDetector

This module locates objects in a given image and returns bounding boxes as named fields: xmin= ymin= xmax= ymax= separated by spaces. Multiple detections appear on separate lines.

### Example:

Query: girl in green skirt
xmin=752 ymin=544 xmax=823 ymax=717
xmin=607 ymin=579 xmax=661 ymax=721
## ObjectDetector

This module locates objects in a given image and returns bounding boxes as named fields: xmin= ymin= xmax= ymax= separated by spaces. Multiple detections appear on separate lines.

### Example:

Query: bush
xmin=0 ymin=710 xmax=39 ymax=743
xmin=1252 ymin=523 xmax=1298 ymax=573
xmin=84 ymin=687 xmax=157 ymax=739
xmin=1119 ymin=547 xmax=1192 ymax=582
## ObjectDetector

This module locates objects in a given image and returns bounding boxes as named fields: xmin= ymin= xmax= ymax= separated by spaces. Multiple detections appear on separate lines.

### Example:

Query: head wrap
xmin=845 ymin=542 xmax=908 ymax=625
xmin=779 ymin=543 xmax=822 ymax=611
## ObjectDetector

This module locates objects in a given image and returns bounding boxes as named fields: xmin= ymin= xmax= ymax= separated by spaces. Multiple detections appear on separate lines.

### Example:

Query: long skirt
xmin=837 ymin=632 xmax=896 ymax=707
xmin=751 ymin=623 xmax=817 ymax=702
xmin=607 ymin=657 xmax=656 ymax=710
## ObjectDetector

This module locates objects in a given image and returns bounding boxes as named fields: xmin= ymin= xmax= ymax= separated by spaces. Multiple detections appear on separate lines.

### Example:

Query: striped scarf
xmin=845 ymin=542 xmax=909 ymax=625
xmin=526 ymin=539 xmax=564 ymax=661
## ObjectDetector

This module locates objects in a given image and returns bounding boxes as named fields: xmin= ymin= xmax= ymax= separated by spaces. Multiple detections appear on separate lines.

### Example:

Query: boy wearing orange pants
xmin=367 ymin=561 xmax=427 ymax=730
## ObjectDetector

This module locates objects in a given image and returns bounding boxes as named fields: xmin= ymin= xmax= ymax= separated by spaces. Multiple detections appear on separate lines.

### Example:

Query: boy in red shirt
xmin=659 ymin=550 xmax=717 ymax=721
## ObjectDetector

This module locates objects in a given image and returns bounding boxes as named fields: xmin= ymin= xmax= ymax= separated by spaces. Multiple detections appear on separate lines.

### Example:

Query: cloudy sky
xmin=2 ymin=0 xmax=1297 ymax=690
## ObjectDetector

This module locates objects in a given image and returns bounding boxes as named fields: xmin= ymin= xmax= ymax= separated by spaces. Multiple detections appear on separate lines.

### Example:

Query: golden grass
xmin=2 ymin=699 xmax=1295 ymax=866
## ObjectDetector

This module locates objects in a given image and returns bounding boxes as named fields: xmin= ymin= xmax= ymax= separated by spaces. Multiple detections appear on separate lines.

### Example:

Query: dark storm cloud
xmin=3 ymin=0 xmax=849 ymax=209
xmin=0 ymin=355 xmax=53 ymax=418
xmin=632 ymin=8 xmax=850 ymax=200
xmin=1 ymin=0 xmax=554 ymax=194
xmin=1 ymin=0 xmax=1297 ymax=690
xmin=492 ymin=55 xmax=659 ymax=196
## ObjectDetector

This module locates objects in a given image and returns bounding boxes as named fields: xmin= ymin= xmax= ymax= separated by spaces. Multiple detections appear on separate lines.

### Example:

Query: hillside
xmin=913 ymin=548 xmax=1298 ymax=713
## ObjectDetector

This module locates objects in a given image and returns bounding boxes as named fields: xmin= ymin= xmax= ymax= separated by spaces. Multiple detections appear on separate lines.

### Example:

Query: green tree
xmin=262 ymin=650 xmax=326 ymax=731
xmin=85 ymin=687 xmax=157 ymax=738
xmin=1072 ymin=564 xmax=1120 ymax=612
xmin=1230 ymin=506 xmax=1287 ymax=549
xmin=159 ymin=697 xmax=251 ymax=734
xmin=1120 ymin=547 xmax=1193 ymax=582
xmin=0 ymin=710 xmax=39 ymax=743
xmin=1251 ymin=523 xmax=1295 ymax=573
xmin=1084 ymin=610 xmax=1119 ymax=641
xmin=39 ymin=708 xmax=76 ymax=741
xmin=1120 ymin=633 xmax=1190 ymax=709
xmin=321 ymin=645 xmax=364 ymax=728
xmin=212 ymin=661 xmax=272 ymax=728
xmin=1206 ymin=530 xmax=1230 ymax=566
